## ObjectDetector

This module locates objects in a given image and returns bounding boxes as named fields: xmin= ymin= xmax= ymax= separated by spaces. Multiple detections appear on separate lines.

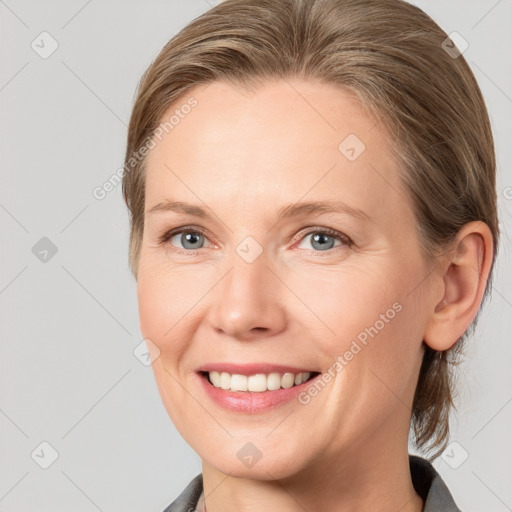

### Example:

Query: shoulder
xmin=409 ymin=455 xmax=462 ymax=512
xmin=161 ymin=473 xmax=203 ymax=512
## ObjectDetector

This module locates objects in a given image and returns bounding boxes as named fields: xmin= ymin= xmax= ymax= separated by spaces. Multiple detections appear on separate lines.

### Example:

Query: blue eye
xmin=169 ymin=231 xmax=206 ymax=251
xmin=297 ymin=229 xmax=346 ymax=251
xmin=159 ymin=226 xmax=352 ymax=254
xmin=292 ymin=228 xmax=353 ymax=252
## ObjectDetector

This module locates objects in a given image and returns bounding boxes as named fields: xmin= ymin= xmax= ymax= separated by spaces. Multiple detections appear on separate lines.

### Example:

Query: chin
xmin=196 ymin=434 xmax=311 ymax=481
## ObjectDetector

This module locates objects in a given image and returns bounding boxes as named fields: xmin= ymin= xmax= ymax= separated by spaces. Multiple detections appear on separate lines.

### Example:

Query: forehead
xmin=144 ymin=79 xmax=407 ymax=221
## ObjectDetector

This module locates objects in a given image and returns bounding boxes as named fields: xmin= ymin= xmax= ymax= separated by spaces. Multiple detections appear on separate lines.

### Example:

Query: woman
xmin=122 ymin=0 xmax=498 ymax=510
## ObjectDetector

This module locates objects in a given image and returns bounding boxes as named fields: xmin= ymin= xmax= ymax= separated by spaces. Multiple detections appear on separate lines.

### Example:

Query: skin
xmin=137 ymin=79 xmax=493 ymax=512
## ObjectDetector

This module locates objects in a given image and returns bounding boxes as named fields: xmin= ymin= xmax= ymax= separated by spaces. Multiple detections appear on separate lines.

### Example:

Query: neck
xmin=200 ymin=427 xmax=423 ymax=512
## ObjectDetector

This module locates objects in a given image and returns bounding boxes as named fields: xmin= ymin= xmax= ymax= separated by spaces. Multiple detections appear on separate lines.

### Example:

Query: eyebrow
xmin=146 ymin=200 xmax=370 ymax=222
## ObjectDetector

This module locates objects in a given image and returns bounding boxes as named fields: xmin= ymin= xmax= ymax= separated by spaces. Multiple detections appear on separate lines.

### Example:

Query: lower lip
xmin=197 ymin=372 xmax=320 ymax=413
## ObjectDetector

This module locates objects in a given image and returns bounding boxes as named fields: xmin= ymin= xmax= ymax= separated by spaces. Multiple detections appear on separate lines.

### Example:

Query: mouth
xmin=199 ymin=370 xmax=321 ymax=393
xmin=195 ymin=363 xmax=322 ymax=412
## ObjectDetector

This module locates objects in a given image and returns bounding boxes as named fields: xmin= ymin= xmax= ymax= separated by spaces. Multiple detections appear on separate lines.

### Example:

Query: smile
xmin=196 ymin=364 xmax=321 ymax=413
xmin=204 ymin=370 xmax=314 ymax=392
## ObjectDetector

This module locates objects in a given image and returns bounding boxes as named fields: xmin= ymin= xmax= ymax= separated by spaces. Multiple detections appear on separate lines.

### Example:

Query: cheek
xmin=334 ymin=287 xmax=426 ymax=424
xmin=136 ymin=272 xmax=196 ymax=432
xmin=290 ymin=262 xmax=425 ymax=403
xmin=137 ymin=269 xmax=188 ymax=356
xmin=286 ymin=265 xmax=404 ymax=352
xmin=137 ymin=277 xmax=167 ymax=342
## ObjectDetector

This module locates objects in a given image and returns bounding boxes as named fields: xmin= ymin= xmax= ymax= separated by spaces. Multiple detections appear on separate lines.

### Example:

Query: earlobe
xmin=424 ymin=221 xmax=494 ymax=352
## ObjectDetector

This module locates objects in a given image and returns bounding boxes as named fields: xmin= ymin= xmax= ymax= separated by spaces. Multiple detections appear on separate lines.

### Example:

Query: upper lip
xmin=197 ymin=363 xmax=317 ymax=375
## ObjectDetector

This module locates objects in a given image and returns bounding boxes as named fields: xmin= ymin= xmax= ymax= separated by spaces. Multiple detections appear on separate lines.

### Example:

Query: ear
xmin=424 ymin=221 xmax=494 ymax=351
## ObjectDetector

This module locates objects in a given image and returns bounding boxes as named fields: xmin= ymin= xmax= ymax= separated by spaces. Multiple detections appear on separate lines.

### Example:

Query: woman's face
xmin=138 ymin=79 xmax=439 ymax=478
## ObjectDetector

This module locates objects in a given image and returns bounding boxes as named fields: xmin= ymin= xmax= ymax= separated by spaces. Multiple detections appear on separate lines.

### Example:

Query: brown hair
xmin=122 ymin=0 xmax=499 ymax=458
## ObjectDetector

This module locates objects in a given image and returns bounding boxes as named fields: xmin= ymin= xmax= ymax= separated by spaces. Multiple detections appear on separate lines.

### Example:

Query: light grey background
xmin=1 ymin=1 xmax=511 ymax=511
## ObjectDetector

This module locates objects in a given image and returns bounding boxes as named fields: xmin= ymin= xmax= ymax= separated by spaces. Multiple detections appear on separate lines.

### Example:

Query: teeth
xmin=231 ymin=374 xmax=247 ymax=391
xmin=281 ymin=373 xmax=295 ymax=389
xmin=248 ymin=373 xmax=267 ymax=392
xmin=208 ymin=371 xmax=312 ymax=392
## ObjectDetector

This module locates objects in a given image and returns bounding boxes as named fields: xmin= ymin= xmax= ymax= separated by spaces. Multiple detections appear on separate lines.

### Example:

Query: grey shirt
xmin=162 ymin=455 xmax=461 ymax=511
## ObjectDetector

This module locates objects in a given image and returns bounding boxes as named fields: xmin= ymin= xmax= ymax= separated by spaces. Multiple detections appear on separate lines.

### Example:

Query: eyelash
xmin=158 ymin=225 xmax=353 ymax=256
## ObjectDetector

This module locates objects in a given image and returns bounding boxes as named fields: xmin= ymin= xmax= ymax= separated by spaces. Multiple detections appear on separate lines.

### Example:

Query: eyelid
xmin=290 ymin=226 xmax=352 ymax=248
xmin=159 ymin=225 xmax=353 ymax=253
xmin=159 ymin=225 xmax=215 ymax=253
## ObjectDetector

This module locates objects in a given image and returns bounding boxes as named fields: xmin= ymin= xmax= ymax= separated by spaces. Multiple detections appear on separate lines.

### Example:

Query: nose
xmin=206 ymin=250 xmax=288 ymax=340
